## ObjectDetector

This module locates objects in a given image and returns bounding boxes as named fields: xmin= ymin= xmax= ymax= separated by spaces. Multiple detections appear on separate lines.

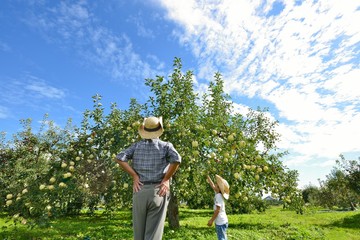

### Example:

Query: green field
xmin=1 ymin=206 xmax=359 ymax=240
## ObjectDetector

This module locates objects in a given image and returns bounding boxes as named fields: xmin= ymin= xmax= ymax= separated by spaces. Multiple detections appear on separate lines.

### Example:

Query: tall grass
xmin=1 ymin=206 xmax=359 ymax=239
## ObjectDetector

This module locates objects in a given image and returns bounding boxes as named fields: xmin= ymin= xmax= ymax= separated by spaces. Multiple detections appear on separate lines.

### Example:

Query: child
xmin=206 ymin=174 xmax=230 ymax=240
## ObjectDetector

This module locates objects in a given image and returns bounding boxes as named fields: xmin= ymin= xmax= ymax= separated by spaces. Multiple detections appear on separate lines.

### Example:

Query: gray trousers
xmin=133 ymin=184 xmax=170 ymax=240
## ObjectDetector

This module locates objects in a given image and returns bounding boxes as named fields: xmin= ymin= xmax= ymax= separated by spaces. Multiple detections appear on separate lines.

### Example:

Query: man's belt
xmin=142 ymin=181 xmax=161 ymax=185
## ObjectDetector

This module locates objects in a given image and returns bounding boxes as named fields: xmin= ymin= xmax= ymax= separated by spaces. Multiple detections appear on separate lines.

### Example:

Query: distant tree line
xmin=302 ymin=155 xmax=359 ymax=210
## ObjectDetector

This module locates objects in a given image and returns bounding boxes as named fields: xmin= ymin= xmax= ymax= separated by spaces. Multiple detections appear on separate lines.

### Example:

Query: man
xmin=115 ymin=116 xmax=181 ymax=240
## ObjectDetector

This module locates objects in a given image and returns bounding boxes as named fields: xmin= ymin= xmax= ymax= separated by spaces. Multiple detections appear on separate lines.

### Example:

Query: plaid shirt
xmin=116 ymin=139 xmax=181 ymax=182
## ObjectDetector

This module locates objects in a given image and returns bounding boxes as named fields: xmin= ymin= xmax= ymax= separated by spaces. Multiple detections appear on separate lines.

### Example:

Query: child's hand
xmin=207 ymin=219 xmax=213 ymax=227
xmin=207 ymin=176 xmax=214 ymax=184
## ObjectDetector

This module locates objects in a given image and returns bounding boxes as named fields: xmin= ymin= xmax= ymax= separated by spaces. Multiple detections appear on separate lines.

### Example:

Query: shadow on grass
xmin=229 ymin=222 xmax=275 ymax=230
xmin=327 ymin=213 xmax=360 ymax=229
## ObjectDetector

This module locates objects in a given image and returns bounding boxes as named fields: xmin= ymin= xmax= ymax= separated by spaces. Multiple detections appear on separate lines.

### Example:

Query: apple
xmin=69 ymin=166 xmax=75 ymax=172
xmin=49 ymin=177 xmax=56 ymax=183
xmin=69 ymin=161 xmax=75 ymax=166
xmin=61 ymin=162 xmax=67 ymax=168
xmin=6 ymin=200 xmax=13 ymax=206
xmin=48 ymin=185 xmax=55 ymax=190
xmin=63 ymin=172 xmax=72 ymax=178
xmin=39 ymin=184 xmax=46 ymax=190
xmin=22 ymin=189 xmax=28 ymax=194
xmin=6 ymin=194 xmax=13 ymax=200
xmin=192 ymin=141 xmax=199 ymax=148
xmin=59 ymin=182 xmax=67 ymax=188
xmin=257 ymin=167 xmax=262 ymax=173
xmin=123 ymin=183 xmax=129 ymax=189
xmin=209 ymin=152 xmax=216 ymax=158
xmin=239 ymin=140 xmax=246 ymax=147
xmin=212 ymin=130 xmax=218 ymax=135
xmin=263 ymin=166 xmax=269 ymax=172
xmin=255 ymin=175 xmax=260 ymax=181
xmin=75 ymin=156 xmax=81 ymax=161
xmin=227 ymin=134 xmax=234 ymax=142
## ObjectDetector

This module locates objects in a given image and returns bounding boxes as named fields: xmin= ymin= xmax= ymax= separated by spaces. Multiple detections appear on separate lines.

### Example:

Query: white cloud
xmin=160 ymin=0 xmax=360 ymax=185
xmin=127 ymin=13 xmax=155 ymax=38
xmin=26 ymin=79 xmax=66 ymax=99
xmin=0 ymin=106 xmax=10 ymax=119
xmin=0 ymin=76 xmax=66 ymax=107
xmin=24 ymin=1 xmax=164 ymax=85
xmin=232 ymin=102 xmax=251 ymax=116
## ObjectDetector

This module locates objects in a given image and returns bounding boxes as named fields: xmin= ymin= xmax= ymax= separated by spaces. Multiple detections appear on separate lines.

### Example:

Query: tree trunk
xmin=167 ymin=192 xmax=180 ymax=229
xmin=350 ymin=201 xmax=356 ymax=211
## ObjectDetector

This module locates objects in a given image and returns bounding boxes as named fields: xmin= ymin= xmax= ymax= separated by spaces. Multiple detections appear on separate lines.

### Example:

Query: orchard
xmin=0 ymin=58 xmax=303 ymax=228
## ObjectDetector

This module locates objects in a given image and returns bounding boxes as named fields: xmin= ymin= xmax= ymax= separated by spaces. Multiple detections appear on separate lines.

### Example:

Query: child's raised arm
xmin=206 ymin=176 xmax=216 ymax=191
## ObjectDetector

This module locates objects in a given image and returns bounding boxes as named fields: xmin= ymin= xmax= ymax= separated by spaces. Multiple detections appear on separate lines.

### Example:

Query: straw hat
xmin=216 ymin=174 xmax=230 ymax=200
xmin=138 ymin=116 xmax=164 ymax=139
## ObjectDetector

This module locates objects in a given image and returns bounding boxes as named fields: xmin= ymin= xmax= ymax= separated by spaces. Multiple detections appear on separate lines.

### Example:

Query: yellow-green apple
xmin=192 ymin=141 xmax=199 ymax=148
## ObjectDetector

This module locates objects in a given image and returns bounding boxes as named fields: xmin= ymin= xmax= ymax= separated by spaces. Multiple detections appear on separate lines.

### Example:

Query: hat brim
xmin=138 ymin=125 xmax=164 ymax=139
xmin=216 ymin=175 xmax=230 ymax=199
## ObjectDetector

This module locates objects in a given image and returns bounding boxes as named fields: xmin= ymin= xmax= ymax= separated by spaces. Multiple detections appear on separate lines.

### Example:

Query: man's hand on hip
xmin=157 ymin=180 xmax=170 ymax=197
xmin=133 ymin=175 xmax=143 ymax=193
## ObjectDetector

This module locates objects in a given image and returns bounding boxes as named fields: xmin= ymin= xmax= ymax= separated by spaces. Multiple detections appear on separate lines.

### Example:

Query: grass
xmin=0 ymin=206 xmax=359 ymax=240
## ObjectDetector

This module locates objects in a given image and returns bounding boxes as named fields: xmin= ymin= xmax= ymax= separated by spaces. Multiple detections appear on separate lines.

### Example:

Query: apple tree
xmin=0 ymin=95 xmax=144 ymax=225
xmin=143 ymin=58 xmax=303 ymax=228
xmin=0 ymin=117 xmax=85 ymax=226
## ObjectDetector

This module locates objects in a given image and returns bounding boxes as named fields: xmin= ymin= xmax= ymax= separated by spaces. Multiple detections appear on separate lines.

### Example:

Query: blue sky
xmin=1 ymin=0 xmax=359 ymax=188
